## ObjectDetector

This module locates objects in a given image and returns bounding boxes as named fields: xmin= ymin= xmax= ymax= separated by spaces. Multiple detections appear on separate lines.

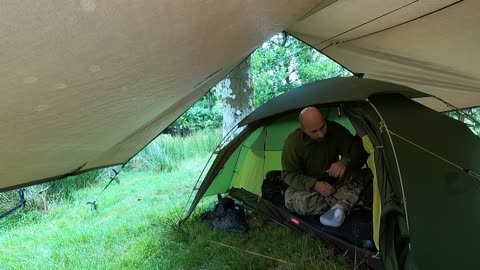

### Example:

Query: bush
xmin=165 ymin=90 xmax=223 ymax=135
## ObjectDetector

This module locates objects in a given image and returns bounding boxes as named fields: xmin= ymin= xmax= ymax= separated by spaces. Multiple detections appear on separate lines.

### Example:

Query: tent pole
xmin=178 ymin=124 xmax=239 ymax=224
xmin=366 ymin=99 xmax=412 ymax=250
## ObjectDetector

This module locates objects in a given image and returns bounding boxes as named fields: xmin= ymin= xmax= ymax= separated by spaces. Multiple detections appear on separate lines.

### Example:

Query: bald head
xmin=299 ymin=107 xmax=327 ymax=140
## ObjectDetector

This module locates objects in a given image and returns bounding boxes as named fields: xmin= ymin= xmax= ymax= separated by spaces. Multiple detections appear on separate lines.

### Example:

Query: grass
xmin=128 ymin=129 xmax=222 ymax=172
xmin=0 ymin=130 xmax=352 ymax=269
xmin=0 ymin=171 xmax=101 ymax=226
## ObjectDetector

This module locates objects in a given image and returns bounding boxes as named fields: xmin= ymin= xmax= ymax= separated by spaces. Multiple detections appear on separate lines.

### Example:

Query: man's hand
xmin=314 ymin=181 xmax=335 ymax=197
xmin=326 ymin=161 xmax=346 ymax=178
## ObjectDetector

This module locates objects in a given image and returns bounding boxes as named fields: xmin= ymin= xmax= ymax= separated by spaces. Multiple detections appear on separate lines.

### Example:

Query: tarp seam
xmin=340 ymin=0 xmax=464 ymax=44
xmin=315 ymin=0 xmax=420 ymax=47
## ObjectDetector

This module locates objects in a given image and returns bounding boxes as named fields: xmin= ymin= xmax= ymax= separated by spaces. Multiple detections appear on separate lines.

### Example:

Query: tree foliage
xmin=251 ymin=32 xmax=351 ymax=107
xmin=167 ymin=32 xmax=351 ymax=134
xmin=165 ymin=89 xmax=223 ymax=135
xmin=166 ymin=33 xmax=480 ymax=138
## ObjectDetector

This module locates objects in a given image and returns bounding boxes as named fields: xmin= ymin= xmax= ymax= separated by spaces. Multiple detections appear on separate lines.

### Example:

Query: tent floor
xmin=268 ymin=191 xmax=375 ymax=250
xmin=230 ymin=188 xmax=382 ymax=269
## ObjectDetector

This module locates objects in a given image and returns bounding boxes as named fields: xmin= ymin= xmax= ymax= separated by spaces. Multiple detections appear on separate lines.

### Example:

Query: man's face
xmin=302 ymin=117 xmax=327 ymax=140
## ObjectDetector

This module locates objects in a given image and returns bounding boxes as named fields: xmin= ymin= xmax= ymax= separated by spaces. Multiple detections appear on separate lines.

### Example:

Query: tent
xmin=2 ymin=0 xmax=480 ymax=192
xmin=181 ymin=77 xmax=480 ymax=270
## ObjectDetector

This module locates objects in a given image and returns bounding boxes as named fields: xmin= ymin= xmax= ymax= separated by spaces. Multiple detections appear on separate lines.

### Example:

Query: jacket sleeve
xmin=281 ymin=136 xmax=317 ymax=191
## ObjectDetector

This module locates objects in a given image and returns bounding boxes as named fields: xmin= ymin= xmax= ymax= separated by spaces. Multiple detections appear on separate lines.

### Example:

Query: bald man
xmin=281 ymin=107 xmax=368 ymax=227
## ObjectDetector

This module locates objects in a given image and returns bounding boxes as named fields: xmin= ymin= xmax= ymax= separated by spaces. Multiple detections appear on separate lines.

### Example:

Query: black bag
xmin=201 ymin=194 xmax=248 ymax=232
xmin=261 ymin=170 xmax=288 ymax=206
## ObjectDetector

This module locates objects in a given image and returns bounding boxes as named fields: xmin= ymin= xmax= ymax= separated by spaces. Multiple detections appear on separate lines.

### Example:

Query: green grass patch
xmin=128 ymin=216 xmax=351 ymax=270
xmin=127 ymin=129 xmax=221 ymax=172
xmin=1 ymin=132 xmax=352 ymax=269
xmin=1 ymin=171 xmax=101 ymax=229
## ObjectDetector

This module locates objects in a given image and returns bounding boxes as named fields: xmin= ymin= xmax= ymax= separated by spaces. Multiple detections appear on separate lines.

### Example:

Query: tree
xmin=167 ymin=32 xmax=351 ymax=135
xmin=164 ymin=87 xmax=223 ymax=135
xmin=251 ymin=32 xmax=351 ymax=108
xmin=221 ymin=57 xmax=254 ymax=144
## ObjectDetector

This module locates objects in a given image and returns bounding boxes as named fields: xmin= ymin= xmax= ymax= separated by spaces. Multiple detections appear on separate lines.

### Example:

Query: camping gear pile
xmin=201 ymin=194 xmax=248 ymax=233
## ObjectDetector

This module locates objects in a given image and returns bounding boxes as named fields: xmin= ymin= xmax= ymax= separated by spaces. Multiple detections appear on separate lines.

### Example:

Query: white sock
xmin=320 ymin=203 xmax=346 ymax=227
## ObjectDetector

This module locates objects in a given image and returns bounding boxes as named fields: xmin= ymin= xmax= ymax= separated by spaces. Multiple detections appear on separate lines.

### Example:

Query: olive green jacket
xmin=281 ymin=121 xmax=365 ymax=191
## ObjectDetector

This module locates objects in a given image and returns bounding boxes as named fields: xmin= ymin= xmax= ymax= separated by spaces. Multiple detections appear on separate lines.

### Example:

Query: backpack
xmin=201 ymin=194 xmax=248 ymax=232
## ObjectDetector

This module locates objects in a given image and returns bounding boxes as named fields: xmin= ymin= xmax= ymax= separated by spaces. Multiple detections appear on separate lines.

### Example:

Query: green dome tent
xmin=181 ymin=77 xmax=480 ymax=270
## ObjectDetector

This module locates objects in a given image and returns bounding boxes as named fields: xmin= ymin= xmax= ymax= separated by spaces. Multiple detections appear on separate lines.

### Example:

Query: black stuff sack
xmin=201 ymin=194 xmax=248 ymax=233
xmin=261 ymin=170 xmax=287 ymax=206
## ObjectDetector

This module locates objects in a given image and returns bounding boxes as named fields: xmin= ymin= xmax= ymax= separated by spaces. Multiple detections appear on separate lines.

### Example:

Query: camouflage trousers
xmin=284 ymin=170 xmax=372 ymax=216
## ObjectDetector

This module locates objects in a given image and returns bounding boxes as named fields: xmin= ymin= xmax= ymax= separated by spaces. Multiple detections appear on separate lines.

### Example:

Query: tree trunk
xmin=221 ymin=57 xmax=254 ymax=145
